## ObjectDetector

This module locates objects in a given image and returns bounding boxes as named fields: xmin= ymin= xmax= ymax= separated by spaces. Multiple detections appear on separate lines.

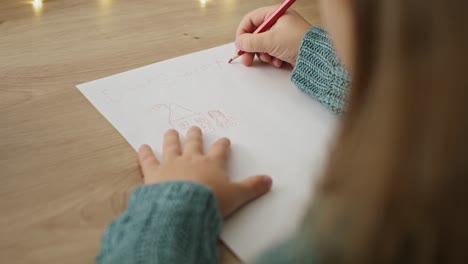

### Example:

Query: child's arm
xmin=292 ymin=26 xmax=351 ymax=115
xmin=97 ymin=181 xmax=222 ymax=264
xmin=234 ymin=6 xmax=350 ymax=115
xmin=98 ymin=127 xmax=272 ymax=264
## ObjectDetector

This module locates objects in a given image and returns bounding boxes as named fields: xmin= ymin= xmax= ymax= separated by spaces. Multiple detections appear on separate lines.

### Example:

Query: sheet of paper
xmin=77 ymin=43 xmax=337 ymax=262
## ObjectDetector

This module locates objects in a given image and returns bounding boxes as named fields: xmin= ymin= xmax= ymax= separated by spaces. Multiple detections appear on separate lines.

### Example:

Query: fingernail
xmin=166 ymin=129 xmax=178 ymax=135
xmin=262 ymin=176 xmax=273 ymax=190
xmin=139 ymin=144 xmax=149 ymax=150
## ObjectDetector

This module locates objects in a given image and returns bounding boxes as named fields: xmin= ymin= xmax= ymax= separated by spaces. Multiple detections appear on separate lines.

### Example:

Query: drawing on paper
xmin=207 ymin=110 xmax=236 ymax=129
xmin=101 ymin=60 xmax=225 ymax=103
xmin=102 ymin=88 xmax=123 ymax=102
xmin=151 ymin=103 xmax=236 ymax=132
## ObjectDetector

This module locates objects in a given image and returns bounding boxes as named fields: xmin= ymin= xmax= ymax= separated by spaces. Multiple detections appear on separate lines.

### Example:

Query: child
xmin=98 ymin=0 xmax=468 ymax=263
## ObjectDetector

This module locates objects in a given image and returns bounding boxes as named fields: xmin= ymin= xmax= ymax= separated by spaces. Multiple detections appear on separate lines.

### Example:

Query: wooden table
xmin=0 ymin=0 xmax=319 ymax=263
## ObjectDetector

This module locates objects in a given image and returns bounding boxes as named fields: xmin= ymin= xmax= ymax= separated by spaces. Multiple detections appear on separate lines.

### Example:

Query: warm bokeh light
xmin=98 ymin=0 xmax=112 ymax=15
xmin=199 ymin=0 xmax=207 ymax=9
xmin=32 ymin=0 xmax=42 ymax=9
xmin=31 ymin=0 xmax=43 ymax=15
xmin=99 ymin=0 xmax=112 ymax=9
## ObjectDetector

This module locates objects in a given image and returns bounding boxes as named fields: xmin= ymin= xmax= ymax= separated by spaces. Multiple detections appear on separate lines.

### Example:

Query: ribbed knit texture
xmin=97 ymin=182 xmax=222 ymax=264
xmin=97 ymin=26 xmax=349 ymax=263
xmin=292 ymin=26 xmax=350 ymax=114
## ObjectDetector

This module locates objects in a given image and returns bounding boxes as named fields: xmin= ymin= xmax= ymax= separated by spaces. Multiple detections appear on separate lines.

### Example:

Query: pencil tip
xmin=229 ymin=54 xmax=240 ymax=64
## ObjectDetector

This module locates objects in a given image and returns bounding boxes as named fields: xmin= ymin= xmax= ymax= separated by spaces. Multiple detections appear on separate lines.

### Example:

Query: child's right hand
xmin=235 ymin=5 xmax=312 ymax=67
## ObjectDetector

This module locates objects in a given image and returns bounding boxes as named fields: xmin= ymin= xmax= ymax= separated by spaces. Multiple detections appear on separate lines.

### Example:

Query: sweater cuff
xmin=97 ymin=181 xmax=223 ymax=264
xmin=130 ymin=181 xmax=222 ymax=238
xmin=291 ymin=26 xmax=350 ymax=115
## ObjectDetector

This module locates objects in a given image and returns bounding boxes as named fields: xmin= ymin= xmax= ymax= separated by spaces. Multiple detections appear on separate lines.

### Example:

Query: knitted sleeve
xmin=97 ymin=181 xmax=222 ymax=264
xmin=291 ymin=26 xmax=351 ymax=115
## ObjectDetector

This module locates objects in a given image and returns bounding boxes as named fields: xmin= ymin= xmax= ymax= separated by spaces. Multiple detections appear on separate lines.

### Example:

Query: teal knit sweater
xmin=97 ymin=26 xmax=350 ymax=264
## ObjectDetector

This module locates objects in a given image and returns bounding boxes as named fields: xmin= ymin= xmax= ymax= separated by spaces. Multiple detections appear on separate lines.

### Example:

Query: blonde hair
xmin=310 ymin=0 xmax=468 ymax=263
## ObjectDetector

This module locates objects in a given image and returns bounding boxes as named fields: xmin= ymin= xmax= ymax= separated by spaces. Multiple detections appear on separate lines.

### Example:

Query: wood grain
xmin=0 ymin=0 xmax=319 ymax=263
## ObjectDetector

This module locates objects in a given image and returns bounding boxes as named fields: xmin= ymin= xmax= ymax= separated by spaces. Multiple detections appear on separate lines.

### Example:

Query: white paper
xmin=77 ymin=43 xmax=337 ymax=262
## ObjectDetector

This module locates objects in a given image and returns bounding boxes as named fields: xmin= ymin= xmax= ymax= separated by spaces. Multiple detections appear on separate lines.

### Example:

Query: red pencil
xmin=228 ymin=0 xmax=297 ymax=63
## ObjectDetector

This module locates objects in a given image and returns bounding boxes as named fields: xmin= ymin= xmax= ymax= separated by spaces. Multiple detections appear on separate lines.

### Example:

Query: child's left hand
xmin=137 ymin=126 xmax=273 ymax=218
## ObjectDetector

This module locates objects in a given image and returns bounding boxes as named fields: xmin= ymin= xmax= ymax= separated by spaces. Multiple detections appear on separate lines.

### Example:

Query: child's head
xmin=311 ymin=0 xmax=468 ymax=263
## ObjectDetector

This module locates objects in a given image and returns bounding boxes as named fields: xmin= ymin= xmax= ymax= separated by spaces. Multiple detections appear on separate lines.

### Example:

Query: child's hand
xmin=137 ymin=127 xmax=273 ymax=218
xmin=235 ymin=5 xmax=312 ymax=67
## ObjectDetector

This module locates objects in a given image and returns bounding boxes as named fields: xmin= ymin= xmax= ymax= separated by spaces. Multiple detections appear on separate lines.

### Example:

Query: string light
xmin=32 ymin=0 xmax=43 ymax=10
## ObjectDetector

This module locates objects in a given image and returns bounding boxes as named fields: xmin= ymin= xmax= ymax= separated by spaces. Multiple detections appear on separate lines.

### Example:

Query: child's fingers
xmin=258 ymin=53 xmax=272 ymax=63
xmin=224 ymin=175 xmax=272 ymax=217
xmin=138 ymin=144 xmax=160 ymax=179
xmin=183 ymin=126 xmax=204 ymax=155
xmin=271 ymin=57 xmax=284 ymax=68
xmin=207 ymin=137 xmax=231 ymax=165
xmin=235 ymin=31 xmax=274 ymax=54
xmin=163 ymin=129 xmax=181 ymax=160
xmin=235 ymin=6 xmax=278 ymax=37
xmin=241 ymin=53 xmax=255 ymax=66
xmin=236 ymin=175 xmax=272 ymax=200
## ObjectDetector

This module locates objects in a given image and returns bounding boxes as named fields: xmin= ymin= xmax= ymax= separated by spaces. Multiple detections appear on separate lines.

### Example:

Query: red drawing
xmin=193 ymin=117 xmax=214 ymax=131
xmin=214 ymin=59 xmax=224 ymax=70
xmin=152 ymin=103 xmax=215 ymax=132
xmin=177 ymin=120 xmax=191 ymax=130
xmin=152 ymin=103 xmax=237 ymax=132
xmin=207 ymin=110 xmax=236 ymax=128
